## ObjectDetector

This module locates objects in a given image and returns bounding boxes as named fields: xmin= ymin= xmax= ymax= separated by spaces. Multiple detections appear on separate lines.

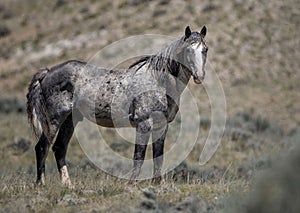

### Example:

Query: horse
xmin=26 ymin=26 xmax=208 ymax=188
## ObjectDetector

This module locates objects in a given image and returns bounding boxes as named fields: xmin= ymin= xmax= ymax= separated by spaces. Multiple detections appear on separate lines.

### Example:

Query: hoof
xmin=36 ymin=174 xmax=46 ymax=186
xmin=128 ymin=178 xmax=137 ymax=185
xmin=35 ymin=180 xmax=45 ymax=187
xmin=151 ymin=176 xmax=162 ymax=184
xmin=60 ymin=165 xmax=74 ymax=189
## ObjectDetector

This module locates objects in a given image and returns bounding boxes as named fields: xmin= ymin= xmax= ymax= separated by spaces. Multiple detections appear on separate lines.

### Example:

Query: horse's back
xmin=40 ymin=60 xmax=85 ymax=91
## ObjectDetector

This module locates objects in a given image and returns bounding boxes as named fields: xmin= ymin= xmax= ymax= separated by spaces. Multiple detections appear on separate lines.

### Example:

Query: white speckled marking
xmin=60 ymin=165 xmax=73 ymax=189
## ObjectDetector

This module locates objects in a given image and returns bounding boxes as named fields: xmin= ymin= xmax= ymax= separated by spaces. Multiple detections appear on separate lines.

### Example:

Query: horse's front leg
xmin=129 ymin=119 xmax=152 ymax=183
xmin=152 ymin=124 xmax=168 ymax=184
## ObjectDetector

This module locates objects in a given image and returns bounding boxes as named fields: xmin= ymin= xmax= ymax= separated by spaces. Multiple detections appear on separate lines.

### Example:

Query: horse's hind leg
xmin=35 ymin=123 xmax=59 ymax=186
xmin=52 ymin=114 xmax=75 ymax=188
xmin=152 ymin=125 xmax=168 ymax=184
xmin=35 ymin=133 xmax=50 ymax=186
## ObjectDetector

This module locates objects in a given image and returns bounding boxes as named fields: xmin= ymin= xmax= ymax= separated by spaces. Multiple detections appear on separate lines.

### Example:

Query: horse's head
xmin=181 ymin=26 xmax=208 ymax=84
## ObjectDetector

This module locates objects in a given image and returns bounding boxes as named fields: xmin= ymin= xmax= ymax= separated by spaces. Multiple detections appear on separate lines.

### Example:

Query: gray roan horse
xmin=27 ymin=26 xmax=208 ymax=188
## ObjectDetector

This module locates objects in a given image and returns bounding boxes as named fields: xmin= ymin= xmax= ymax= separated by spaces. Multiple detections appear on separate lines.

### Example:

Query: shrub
xmin=0 ymin=97 xmax=25 ymax=113
xmin=0 ymin=24 xmax=10 ymax=37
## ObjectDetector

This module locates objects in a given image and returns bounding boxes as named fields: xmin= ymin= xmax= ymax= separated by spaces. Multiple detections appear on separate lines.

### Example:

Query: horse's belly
xmin=95 ymin=116 xmax=134 ymax=128
xmin=76 ymin=98 xmax=134 ymax=128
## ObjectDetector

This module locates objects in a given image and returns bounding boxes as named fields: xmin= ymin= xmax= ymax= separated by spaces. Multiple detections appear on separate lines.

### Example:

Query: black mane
xmin=128 ymin=37 xmax=186 ymax=78
xmin=128 ymin=56 xmax=151 ymax=69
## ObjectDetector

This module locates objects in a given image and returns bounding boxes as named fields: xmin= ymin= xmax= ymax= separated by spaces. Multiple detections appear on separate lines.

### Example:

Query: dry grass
xmin=0 ymin=111 xmax=297 ymax=212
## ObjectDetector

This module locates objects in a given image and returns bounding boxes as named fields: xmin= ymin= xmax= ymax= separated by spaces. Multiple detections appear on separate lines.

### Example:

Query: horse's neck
xmin=159 ymin=54 xmax=191 ymax=97
xmin=167 ymin=43 xmax=191 ymax=94
xmin=175 ymin=66 xmax=191 ymax=94
xmin=162 ymin=65 xmax=190 ymax=107
xmin=151 ymin=40 xmax=191 ymax=96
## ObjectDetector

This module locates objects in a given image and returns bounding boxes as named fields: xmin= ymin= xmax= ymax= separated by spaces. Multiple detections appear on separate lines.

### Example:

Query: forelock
xmin=184 ymin=32 xmax=201 ymax=44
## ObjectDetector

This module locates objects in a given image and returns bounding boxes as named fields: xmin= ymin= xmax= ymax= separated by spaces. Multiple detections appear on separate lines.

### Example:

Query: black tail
xmin=26 ymin=68 xmax=50 ymax=139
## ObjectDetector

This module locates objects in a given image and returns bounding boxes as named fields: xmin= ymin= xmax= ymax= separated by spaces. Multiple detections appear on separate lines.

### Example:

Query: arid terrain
xmin=0 ymin=0 xmax=299 ymax=212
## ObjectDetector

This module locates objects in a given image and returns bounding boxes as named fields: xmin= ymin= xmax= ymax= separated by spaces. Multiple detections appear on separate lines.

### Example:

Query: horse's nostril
xmin=202 ymin=47 xmax=208 ymax=55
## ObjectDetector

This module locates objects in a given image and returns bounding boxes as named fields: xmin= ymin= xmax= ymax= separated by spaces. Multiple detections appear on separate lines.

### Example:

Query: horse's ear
xmin=200 ymin=26 xmax=207 ymax=38
xmin=185 ymin=26 xmax=191 ymax=40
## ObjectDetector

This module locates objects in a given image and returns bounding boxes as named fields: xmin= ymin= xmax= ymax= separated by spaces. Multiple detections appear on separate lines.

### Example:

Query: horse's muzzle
xmin=193 ymin=73 xmax=204 ymax=84
xmin=194 ymin=78 xmax=202 ymax=84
